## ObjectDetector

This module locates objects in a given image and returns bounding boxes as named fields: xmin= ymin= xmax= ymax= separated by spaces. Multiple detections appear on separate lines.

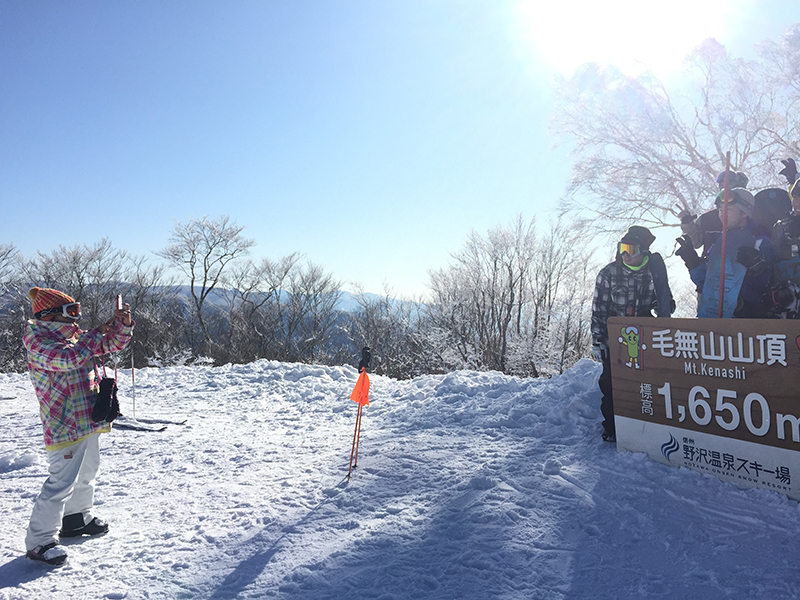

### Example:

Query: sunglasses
xmin=37 ymin=302 xmax=81 ymax=320
xmin=618 ymin=242 xmax=641 ymax=256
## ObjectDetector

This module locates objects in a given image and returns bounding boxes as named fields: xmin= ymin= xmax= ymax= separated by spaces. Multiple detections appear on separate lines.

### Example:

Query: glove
xmin=771 ymin=283 xmax=796 ymax=309
xmin=675 ymin=235 xmax=702 ymax=271
xmin=592 ymin=344 xmax=608 ymax=362
xmin=678 ymin=210 xmax=697 ymax=225
xmin=780 ymin=158 xmax=798 ymax=185
xmin=358 ymin=346 xmax=371 ymax=372
xmin=736 ymin=246 xmax=765 ymax=276
xmin=781 ymin=233 xmax=798 ymax=258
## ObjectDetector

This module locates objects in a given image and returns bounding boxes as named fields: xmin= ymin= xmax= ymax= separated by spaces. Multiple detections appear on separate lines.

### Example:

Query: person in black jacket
xmin=766 ymin=180 xmax=800 ymax=318
xmin=772 ymin=180 xmax=800 ymax=262
xmin=591 ymin=226 xmax=673 ymax=442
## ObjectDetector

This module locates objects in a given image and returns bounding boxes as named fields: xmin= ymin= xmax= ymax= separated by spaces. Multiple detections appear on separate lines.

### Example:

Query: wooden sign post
xmin=609 ymin=317 xmax=800 ymax=500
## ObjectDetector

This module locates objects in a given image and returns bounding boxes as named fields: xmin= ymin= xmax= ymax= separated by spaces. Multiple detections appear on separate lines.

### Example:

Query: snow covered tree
xmin=426 ymin=217 xmax=594 ymax=377
xmin=345 ymin=286 xmax=427 ymax=379
xmin=0 ymin=244 xmax=28 ymax=371
xmin=554 ymin=24 xmax=800 ymax=232
xmin=0 ymin=244 xmax=17 ymax=283
xmin=157 ymin=215 xmax=254 ymax=357
xmin=427 ymin=217 xmax=536 ymax=373
xmin=215 ymin=256 xmax=343 ymax=365
xmin=119 ymin=256 xmax=183 ymax=369
xmin=507 ymin=219 xmax=595 ymax=376
xmin=21 ymin=238 xmax=131 ymax=327
xmin=218 ymin=254 xmax=301 ymax=363
xmin=281 ymin=262 xmax=342 ymax=364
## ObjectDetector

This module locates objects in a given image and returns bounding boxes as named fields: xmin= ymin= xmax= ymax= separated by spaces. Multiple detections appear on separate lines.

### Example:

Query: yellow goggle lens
xmin=619 ymin=243 xmax=640 ymax=256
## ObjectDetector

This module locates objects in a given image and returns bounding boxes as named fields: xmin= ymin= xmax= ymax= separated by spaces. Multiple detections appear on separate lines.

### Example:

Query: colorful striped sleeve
xmin=23 ymin=327 xmax=103 ymax=373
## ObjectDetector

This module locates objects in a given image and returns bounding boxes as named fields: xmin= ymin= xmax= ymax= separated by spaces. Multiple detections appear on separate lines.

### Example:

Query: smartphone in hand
xmin=116 ymin=295 xmax=123 ymax=311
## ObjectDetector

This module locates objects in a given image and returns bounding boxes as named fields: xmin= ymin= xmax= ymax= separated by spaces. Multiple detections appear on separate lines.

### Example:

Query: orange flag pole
xmin=347 ymin=347 xmax=371 ymax=479
xmin=353 ymin=400 xmax=365 ymax=469
xmin=347 ymin=404 xmax=363 ymax=479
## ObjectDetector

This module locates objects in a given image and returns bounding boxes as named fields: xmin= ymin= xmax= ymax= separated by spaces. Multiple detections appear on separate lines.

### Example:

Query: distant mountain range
xmin=170 ymin=286 xmax=407 ymax=313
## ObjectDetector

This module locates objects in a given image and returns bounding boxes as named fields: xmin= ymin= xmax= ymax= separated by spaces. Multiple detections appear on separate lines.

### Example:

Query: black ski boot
xmin=61 ymin=513 xmax=109 ymax=538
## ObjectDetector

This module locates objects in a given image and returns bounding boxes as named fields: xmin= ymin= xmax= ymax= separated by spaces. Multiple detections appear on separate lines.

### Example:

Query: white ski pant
xmin=26 ymin=433 xmax=101 ymax=551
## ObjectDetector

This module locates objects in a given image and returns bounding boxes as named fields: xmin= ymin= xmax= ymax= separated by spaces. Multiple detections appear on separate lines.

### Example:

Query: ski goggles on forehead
xmin=715 ymin=190 xmax=745 ymax=208
xmin=618 ymin=242 xmax=641 ymax=256
xmin=36 ymin=302 xmax=81 ymax=320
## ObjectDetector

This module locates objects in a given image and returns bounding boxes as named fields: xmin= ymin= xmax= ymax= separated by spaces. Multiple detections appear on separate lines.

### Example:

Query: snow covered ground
xmin=1 ymin=358 xmax=799 ymax=599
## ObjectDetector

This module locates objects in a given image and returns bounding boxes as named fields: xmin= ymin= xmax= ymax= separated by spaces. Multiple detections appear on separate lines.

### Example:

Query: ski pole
xmin=347 ymin=403 xmax=362 ymax=479
xmin=353 ymin=346 xmax=370 ymax=469
xmin=353 ymin=403 xmax=364 ymax=468
xmin=347 ymin=347 xmax=371 ymax=479
xmin=718 ymin=151 xmax=731 ymax=318
xmin=113 ymin=294 xmax=121 ymax=384
xmin=131 ymin=346 xmax=136 ymax=420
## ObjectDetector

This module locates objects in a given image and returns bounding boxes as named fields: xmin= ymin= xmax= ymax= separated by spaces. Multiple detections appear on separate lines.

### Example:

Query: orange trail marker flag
xmin=350 ymin=370 xmax=370 ymax=406
xmin=348 ymin=347 xmax=371 ymax=479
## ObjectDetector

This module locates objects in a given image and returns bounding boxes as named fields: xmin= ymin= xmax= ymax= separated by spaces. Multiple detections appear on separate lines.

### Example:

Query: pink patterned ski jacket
xmin=23 ymin=319 xmax=134 ymax=450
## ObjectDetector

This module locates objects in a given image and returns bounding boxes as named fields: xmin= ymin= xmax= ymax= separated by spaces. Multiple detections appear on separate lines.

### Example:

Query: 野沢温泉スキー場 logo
xmin=661 ymin=434 xmax=680 ymax=462
xmin=618 ymin=325 xmax=647 ymax=369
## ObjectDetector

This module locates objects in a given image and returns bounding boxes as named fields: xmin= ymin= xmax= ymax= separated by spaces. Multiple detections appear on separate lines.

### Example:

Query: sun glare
xmin=513 ymin=0 xmax=739 ymax=77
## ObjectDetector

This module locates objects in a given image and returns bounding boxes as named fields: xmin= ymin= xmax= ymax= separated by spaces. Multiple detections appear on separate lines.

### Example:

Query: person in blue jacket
xmin=680 ymin=188 xmax=774 ymax=318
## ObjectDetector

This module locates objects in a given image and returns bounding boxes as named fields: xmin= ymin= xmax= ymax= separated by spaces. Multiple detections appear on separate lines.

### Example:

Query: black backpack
xmin=649 ymin=252 xmax=675 ymax=316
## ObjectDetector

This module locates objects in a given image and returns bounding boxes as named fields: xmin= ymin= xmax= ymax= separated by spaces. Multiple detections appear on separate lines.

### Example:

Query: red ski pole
xmin=718 ymin=152 xmax=731 ymax=318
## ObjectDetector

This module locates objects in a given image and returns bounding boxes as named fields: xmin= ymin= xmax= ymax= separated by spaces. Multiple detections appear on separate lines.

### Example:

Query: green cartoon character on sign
xmin=618 ymin=325 xmax=646 ymax=369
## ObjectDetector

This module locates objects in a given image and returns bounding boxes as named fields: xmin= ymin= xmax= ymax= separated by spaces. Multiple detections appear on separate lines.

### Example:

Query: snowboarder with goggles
xmin=591 ymin=226 xmax=674 ymax=443
xmin=22 ymin=287 xmax=133 ymax=567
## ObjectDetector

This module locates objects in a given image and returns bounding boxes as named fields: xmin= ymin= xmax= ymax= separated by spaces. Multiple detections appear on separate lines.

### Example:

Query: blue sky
xmin=2 ymin=1 xmax=799 ymax=297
